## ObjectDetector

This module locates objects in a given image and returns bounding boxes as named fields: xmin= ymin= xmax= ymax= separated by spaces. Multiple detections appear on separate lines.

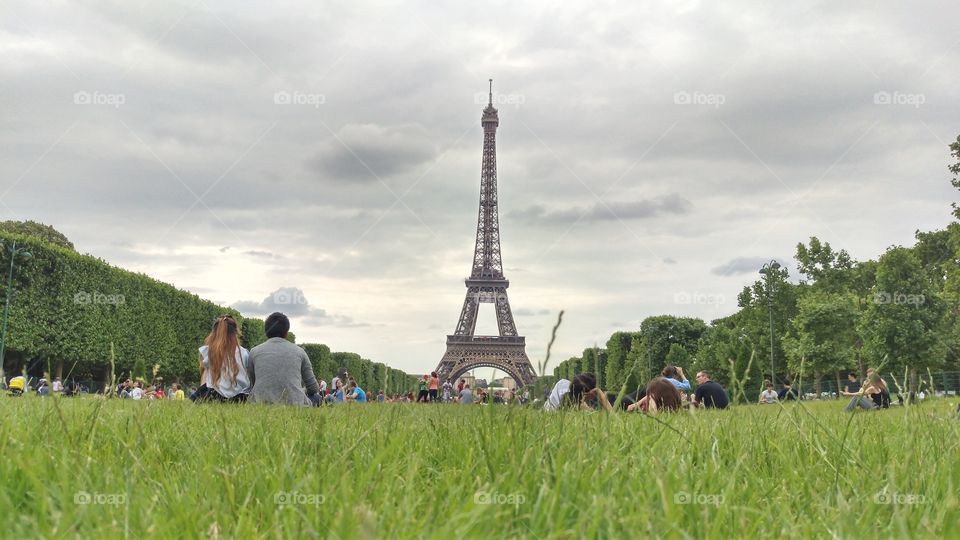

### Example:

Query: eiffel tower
xmin=435 ymin=80 xmax=537 ymax=387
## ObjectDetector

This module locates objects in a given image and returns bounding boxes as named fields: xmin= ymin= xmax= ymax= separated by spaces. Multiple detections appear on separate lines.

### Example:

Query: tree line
xmin=544 ymin=135 xmax=960 ymax=400
xmin=0 ymin=227 xmax=418 ymax=393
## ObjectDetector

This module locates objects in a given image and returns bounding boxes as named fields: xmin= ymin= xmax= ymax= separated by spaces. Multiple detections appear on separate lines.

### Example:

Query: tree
xmin=782 ymin=291 xmax=860 ymax=393
xmin=795 ymin=237 xmax=855 ymax=293
xmin=0 ymin=221 xmax=74 ymax=250
xmin=860 ymin=247 xmax=947 ymax=389
xmin=665 ymin=343 xmax=690 ymax=368
xmin=604 ymin=332 xmax=637 ymax=392
xmin=637 ymin=316 xmax=707 ymax=373
xmin=949 ymin=134 xmax=960 ymax=220
xmin=694 ymin=312 xmax=764 ymax=402
xmin=736 ymin=263 xmax=799 ymax=383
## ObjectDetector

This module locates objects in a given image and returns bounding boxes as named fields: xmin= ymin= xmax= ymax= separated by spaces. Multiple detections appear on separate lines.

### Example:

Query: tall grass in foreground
xmin=0 ymin=396 xmax=957 ymax=539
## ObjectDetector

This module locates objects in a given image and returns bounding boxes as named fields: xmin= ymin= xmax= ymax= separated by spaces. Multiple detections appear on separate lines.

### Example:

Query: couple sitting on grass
xmin=842 ymin=368 xmax=891 ymax=411
xmin=544 ymin=365 xmax=729 ymax=413
xmin=192 ymin=312 xmax=322 ymax=406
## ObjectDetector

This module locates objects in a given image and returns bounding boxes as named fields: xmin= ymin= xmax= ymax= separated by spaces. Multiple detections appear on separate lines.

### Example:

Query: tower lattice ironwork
xmin=435 ymin=80 xmax=537 ymax=387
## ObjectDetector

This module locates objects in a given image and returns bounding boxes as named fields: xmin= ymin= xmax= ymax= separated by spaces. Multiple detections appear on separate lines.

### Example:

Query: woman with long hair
xmin=194 ymin=315 xmax=251 ymax=403
xmin=628 ymin=377 xmax=683 ymax=414
xmin=867 ymin=372 xmax=891 ymax=409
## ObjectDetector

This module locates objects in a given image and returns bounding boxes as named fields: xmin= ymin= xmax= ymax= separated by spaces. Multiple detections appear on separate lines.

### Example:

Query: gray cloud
xmin=512 ymin=308 xmax=551 ymax=317
xmin=509 ymin=194 xmax=693 ymax=224
xmin=243 ymin=250 xmax=279 ymax=258
xmin=308 ymin=124 xmax=438 ymax=182
xmin=711 ymin=257 xmax=785 ymax=277
xmin=231 ymin=287 xmax=365 ymax=327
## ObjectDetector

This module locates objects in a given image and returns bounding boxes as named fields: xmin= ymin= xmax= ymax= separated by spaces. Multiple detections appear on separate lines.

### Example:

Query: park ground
xmin=1 ymin=396 xmax=958 ymax=539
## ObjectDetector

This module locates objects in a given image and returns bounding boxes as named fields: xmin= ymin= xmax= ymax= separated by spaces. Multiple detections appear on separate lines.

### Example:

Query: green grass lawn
xmin=1 ymin=396 xmax=957 ymax=539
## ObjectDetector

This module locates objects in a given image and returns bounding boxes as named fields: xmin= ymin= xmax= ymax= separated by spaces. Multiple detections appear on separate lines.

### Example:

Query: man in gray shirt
xmin=459 ymin=383 xmax=474 ymax=404
xmin=247 ymin=312 xmax=321 ymax=406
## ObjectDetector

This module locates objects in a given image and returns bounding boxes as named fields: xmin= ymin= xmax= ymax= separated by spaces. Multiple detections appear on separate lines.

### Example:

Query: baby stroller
xmin=7 ymin=376 xmax=26 ymax=396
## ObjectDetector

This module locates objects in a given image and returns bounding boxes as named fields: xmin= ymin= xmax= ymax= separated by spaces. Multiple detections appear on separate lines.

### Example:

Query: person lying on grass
xmin=626 ymin=378 xmax=683 ymax=414
xmin=543 ymin=372 xmax=615 ymax=411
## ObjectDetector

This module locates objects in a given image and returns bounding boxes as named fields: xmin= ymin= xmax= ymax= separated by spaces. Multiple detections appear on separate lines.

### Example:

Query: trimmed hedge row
xmin=0 ymin=232 xmax=417 ymax=392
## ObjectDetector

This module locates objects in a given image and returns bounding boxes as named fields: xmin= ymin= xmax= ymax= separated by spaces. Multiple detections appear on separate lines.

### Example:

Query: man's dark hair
xmin=848 ymin=372 xmax=857 ymax=379
xmin=265 ymin=312 xmax=290 ymax=339
xmin=698 ymin=370 xmax=710 ymax=379
xmin=662 ymin=366 xmax=678 ymax=379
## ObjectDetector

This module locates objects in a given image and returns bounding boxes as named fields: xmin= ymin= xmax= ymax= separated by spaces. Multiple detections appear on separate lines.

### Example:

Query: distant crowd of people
xmin=2 ymin=375 xmax=86 ymax=397
xmin=1 ymin=312 xmax=945 ymax=415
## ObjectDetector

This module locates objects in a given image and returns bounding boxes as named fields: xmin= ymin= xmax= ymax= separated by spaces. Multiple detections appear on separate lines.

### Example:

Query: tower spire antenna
xmin=488 ymin=79 xmax=493 ymax=106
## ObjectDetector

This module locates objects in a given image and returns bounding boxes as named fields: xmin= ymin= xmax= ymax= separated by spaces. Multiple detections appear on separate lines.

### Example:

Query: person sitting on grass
xmin=345 ymin=379 xmax=367 ymax=403
xmin=331 ymin=379 xmax=345 ymax=403
xmin=116 ymin=379 xmax=132 ymax=399
xmin=692 ymin=370 xmax=729 ymax=409
xmin=193 ymin=314 xmax=251 ymax=403
xmin=868 ymin=372 xmax=891 ymax=409
xmin=661 ymin=365 xmax=691 ymax=394
xmin=844 ymin=373 xmax=886 ymax=412
xmin=842 ymin=372 xmax=860 ymax=395
xmin=758 ymin=383 xmax=779 ymax=405
xmin=130 ymin=381 xmax=144 ymax=400
xmin=459 ymin=383 xmax=474 ymax=404
xmin=627 ymin=378 xmax=683 ymax=414
xmin=247 ymin=312 xmax=321 ymax=407
xmin=778 ymin=380 xmax=799 ymax=401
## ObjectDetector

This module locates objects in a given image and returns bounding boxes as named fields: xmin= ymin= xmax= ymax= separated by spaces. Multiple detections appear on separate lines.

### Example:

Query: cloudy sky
xmin=2 ymin=1 xmax=957 ymax=377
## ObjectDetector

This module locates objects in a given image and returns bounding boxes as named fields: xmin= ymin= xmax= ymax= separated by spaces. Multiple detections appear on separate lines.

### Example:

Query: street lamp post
xmin=758 ymin=260 xmax=780 ymax=386
xmin=0 ymin=240 xmax=32 ymax=373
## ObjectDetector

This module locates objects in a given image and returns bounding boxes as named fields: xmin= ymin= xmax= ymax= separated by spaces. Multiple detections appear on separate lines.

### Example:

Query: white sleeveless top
xmin=199 ymin=345 xmax=251 ymax=398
